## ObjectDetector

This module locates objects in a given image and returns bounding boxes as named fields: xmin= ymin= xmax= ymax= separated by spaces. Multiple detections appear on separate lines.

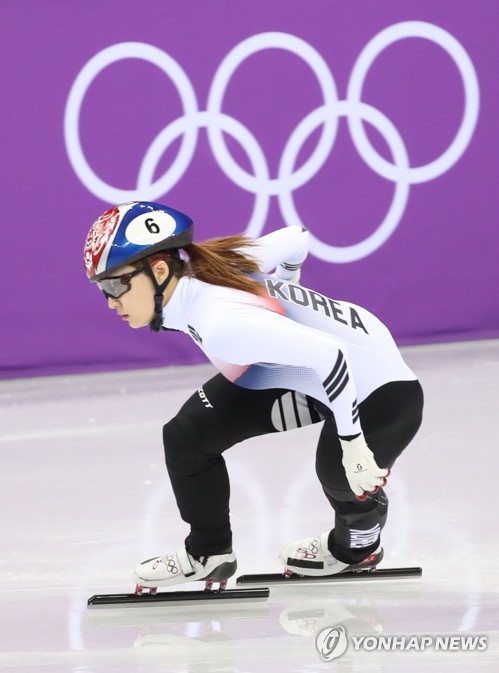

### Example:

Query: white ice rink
xmin=1 ymin=340 xmax=498 ymax=672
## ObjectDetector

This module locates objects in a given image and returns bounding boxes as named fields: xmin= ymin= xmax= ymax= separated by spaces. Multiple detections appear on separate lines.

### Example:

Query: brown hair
xmin=138 ymin=235 xmax=264 ymax=296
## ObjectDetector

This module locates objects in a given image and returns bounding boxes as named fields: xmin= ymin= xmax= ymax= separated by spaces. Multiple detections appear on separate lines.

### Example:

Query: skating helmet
xmin=84 ymin=201 xmax=193 ymax=282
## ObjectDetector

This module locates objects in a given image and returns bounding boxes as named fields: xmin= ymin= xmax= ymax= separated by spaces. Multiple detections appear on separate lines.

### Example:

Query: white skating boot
xmin=279 ymin=532 xmax=383 ymax=576
xmin=133 ymin=547 xmax=237 ymax=595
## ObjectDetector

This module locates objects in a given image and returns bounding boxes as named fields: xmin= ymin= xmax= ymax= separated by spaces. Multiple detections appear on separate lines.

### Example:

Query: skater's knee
xmin=163 ymin=414 xmax=205 ymax=472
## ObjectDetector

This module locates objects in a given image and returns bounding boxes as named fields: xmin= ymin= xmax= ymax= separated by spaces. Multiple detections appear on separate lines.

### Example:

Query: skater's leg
xmin=316 ymin=380 xmax=424 ymax=564
xmin=135 ymin=379 xmax=320 ymax=589
xmin=164 ymin=375 xmax=321 ymax=557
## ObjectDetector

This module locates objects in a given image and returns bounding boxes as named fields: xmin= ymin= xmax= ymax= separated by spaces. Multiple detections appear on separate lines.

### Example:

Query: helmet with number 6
xmin=84 ymin=201 xmax=193 ymax=282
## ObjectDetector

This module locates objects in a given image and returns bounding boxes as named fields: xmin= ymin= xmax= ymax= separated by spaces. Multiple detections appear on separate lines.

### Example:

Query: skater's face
xmin=103 ymin=260 xmax=178 ymax=329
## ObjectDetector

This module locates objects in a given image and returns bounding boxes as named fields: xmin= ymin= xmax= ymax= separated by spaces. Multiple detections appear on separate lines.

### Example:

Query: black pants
xmin=163 ymin=375 xmax=423 ymax=563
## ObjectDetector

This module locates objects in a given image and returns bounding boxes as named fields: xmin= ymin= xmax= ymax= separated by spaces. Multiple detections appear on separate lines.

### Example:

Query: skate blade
xmin=236 ymin=567 xmax=422 ymax=585
xmin=87 ymin=587 xmax=269 ymax=608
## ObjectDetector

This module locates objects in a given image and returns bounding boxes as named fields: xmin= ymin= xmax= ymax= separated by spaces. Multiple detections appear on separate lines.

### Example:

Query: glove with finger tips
xmin=339 ymin=434 xmax=389 ymax=499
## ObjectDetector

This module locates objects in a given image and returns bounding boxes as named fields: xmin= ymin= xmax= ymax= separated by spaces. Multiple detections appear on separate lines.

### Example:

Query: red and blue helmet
xmin=84 ymin=201 xmax=193 ymax=281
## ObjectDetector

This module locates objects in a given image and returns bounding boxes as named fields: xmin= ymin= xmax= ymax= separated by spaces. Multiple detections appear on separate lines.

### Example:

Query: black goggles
xmin=97 ymin=267 xmax=146 ymax=299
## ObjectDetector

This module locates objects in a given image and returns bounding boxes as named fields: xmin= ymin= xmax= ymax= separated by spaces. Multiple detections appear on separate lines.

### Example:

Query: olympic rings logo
xmin=64 ymin=22 xmax=479 ymax=262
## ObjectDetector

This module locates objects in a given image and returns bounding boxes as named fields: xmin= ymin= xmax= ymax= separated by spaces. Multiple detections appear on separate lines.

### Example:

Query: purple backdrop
xmin=1 ymin=0 xmax=497 ymax=378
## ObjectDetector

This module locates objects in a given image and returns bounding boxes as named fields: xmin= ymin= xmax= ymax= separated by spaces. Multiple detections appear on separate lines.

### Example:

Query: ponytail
xmin=180 ymin=235 xmax=264 ymax=296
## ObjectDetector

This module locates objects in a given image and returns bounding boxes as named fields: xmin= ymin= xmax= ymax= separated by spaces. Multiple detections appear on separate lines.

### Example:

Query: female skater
xmin=84 ymin=201 xmax=423 ymax=591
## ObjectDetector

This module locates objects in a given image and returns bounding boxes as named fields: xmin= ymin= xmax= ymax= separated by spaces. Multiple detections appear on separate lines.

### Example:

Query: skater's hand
xmin=339 ymin=434 xmax=389 ymax=500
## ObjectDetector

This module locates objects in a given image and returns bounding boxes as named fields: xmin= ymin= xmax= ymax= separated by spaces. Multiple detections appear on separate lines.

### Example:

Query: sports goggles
xmin=97 ymin=267 xmax=146 ymax=299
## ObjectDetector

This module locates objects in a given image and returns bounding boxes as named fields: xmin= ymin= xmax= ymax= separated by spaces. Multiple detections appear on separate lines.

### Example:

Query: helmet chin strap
xmin=142 ymin=259 xmax=178 ymax=333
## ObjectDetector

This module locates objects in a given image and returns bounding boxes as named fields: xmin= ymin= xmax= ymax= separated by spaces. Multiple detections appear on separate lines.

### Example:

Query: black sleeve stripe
xmin=323 ymin=351 xmax=344 ymax=389
xmin=327 ymin=371 xmax=350 ymax=402
xmin=325 ymin=361 xmax=348 ymax=397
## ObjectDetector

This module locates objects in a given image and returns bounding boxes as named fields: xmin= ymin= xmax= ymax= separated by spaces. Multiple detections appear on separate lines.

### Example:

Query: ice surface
xmin=1 ymin=341 xmax=498 ymax=671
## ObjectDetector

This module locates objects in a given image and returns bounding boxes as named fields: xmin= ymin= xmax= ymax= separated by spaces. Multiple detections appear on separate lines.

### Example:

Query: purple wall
xmin=2 ymin=0 xmax=497 ymax=378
